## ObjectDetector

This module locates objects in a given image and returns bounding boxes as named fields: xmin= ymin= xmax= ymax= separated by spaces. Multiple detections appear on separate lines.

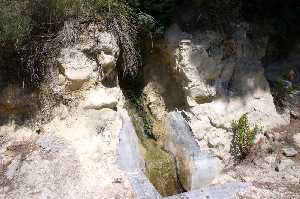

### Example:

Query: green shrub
xmin=126 ymin=91 xmax=155 ymax=139
xmin=231 ymin=113 xmax=262 ymax=159
xmin=0 ymin=0 xmax=136 ymax=45
xmin=0 ymin=1 xmax=32 ymax=44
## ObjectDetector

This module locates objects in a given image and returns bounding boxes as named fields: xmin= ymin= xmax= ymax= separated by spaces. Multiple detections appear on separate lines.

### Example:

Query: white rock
xmin=117 ymin=109 xmax=145 ymax=172
xmin=81 ymin=30 xmax=119 ymax=76
xmin=57 ymin=27 xmax=120 ymax=90
xmin=3 ymin=107 xmax=134 ymax=199
xmin=293 ymin=133 xmax=300 ymax=148
xmin=5 ymin=154 xmax=22 ymax=180
xmin=83 ymin=87 xmax=121 ymax=110
xmin=58 ymin=48 xmax=96 ymax=90
xmin=186 ymin=59 xmax=289 ymax=160
xmin=282 ymin=147 xmax=298 ymax=157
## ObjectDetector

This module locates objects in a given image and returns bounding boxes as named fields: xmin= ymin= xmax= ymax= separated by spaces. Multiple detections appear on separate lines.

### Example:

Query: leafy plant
xmin=0 ymin=0 xmax=32 ymax=45
xmin=231 ymin=113 xmax=262 ymax=159
xmin=126 ymin=91 xmax=155 ymax=139
xmin=0 ymin=0 xmax=136 ymax=45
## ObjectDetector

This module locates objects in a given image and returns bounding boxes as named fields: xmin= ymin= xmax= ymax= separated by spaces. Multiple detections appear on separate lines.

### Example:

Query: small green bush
xmin=231 ymin=113 xmax=262 ymax=159
xmin=0 ymin=0 xmax=135 ymax=45
xmin=0 ymin=1 xmax=32 ymax=44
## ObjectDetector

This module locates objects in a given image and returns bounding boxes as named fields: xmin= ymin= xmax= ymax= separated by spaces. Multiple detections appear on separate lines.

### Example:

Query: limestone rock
xmin=187 ymin=59 xmax=289 ymax=160
xmin=5 ymin=154 xmax=22 ymax=180
xmin=117 ymin=109 xmax=145 ymax=172
xmin=57 ymin=23 xmax=120 ymax=91
xmin=264 ymin=58 xmax=300 ymax=117
xmin=143 ymin=82 xmax=167 ymax=120
xmin=127 ymin=171 xmax=162 ymax=199
xmin=175 ymin=39 xmax=217 ymax=105
xmin=166 ymin=182 xmax=250 ymax=199
xmin=80 ymin=28 xmax=119 ymax=76
xmin=164 ymin=23 xmax=271 ymax=108
xmin=294 ymin=133 xmax=300 ymax=148
xmin=58 ymin=48 xmax=97 ymax=90
xmin=282 ymin=147 xmax=298 ymax=157
xmin=165 ymin=25 xmax=220 ymax=105
xmin=163 ymin=111 xmax=223 ymax=191
xmin=2 ymin=107 xmax=134 ymax=199
xmin=36 ymin=134 xmax=65 ymax=153
xmin=83 ymin=86 xmax=121 ymax=110
xmin=288 ymin=90 xmax=300 ymax=118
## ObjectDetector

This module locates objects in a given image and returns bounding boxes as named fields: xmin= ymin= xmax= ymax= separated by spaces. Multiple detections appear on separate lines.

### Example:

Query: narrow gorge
xmin=1 ymin=1 xmax=300 ymax=198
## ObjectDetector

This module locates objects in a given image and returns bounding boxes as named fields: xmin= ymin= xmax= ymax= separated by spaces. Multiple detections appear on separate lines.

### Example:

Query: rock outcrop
xmin=57 ymin=23 xmax=120 ymax=91
xmin=160 ymin=23 xmax=290 ymax=160
xmin=0 ymin=23 xmax=136 ymax=199
xmin=1 ymin=10 xmax=299 ymax=199
xmin=265 ymin=57 xmax=300 ymax=118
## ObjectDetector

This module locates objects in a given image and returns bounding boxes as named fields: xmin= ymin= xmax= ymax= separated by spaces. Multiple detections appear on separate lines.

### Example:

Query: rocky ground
xmin=212 ymin=119 xmax=300 ymax=199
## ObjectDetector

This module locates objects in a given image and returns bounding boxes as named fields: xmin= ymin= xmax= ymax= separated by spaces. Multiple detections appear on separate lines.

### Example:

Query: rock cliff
xmin=1 ymin=3 xmax=300 ymax=198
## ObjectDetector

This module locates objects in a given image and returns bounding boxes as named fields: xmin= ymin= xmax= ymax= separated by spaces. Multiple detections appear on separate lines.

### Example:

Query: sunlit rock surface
xmin=163 ymin=112 xmax=223 ymax=191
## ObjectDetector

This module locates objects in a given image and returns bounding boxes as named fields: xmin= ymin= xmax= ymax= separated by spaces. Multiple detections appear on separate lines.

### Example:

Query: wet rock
xmin=117 ymin=109 xmax=145 ymax=172
xmin=143 ymin=82 xmax=167 ymax=120
xmin=127 ymin=171 xmax=162 ymax=199
xmin=163 ymin=111 xmax=223 ymax=191
xmin=0 ymin=85 xmax=38 ymax=115
xmin=282 ymin=147 xmax=298 ymax=157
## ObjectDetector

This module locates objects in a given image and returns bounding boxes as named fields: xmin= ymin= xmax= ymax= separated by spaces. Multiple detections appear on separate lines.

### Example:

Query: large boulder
xmin=165 ymin=24 xmax=221 ymax=105
xmin=57 ymin=22 xmax=120 ymax=91
xmin=1 ymin=108 xmax=135 ymax=199
xmin=162 ymin=112 xmax=223 ymax=191
xmin=83 ymin=86 xmax=121 ymax=110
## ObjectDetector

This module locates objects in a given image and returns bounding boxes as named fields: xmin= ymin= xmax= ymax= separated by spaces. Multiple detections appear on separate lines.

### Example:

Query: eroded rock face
xmin=58 ymin=48 xmax=97 ymax=90
xmin=0 ymin=22 xmax=137 ymax=199
xmin=161 ymin=23 xmax=289 ymax=161
xmin=1 ymin=108 xmax=135 ymax=199
xmin=83 ymin=86 xmax=121 ymax=110
xmin=57 ymin=23 xmax=120 ymax=91
xmin=166 ymin=25 xmax=220 ymax=105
